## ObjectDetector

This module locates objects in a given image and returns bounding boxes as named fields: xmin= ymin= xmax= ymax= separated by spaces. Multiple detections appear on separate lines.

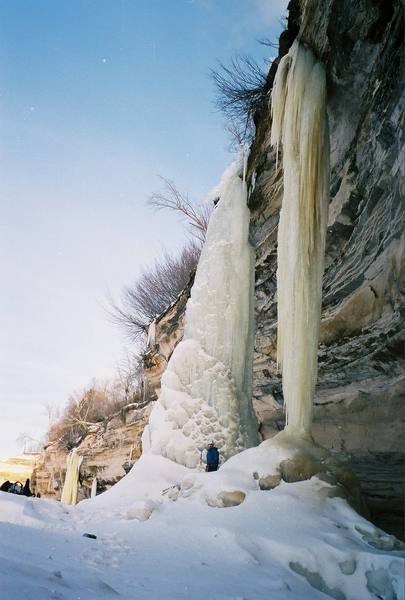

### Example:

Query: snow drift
xmin=1 ymin=439 xmax=404 ymax=599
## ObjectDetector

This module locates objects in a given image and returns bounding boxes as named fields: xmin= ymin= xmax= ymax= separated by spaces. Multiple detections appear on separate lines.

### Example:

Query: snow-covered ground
xmin=1 ymin=441 xmax=403 ymax=599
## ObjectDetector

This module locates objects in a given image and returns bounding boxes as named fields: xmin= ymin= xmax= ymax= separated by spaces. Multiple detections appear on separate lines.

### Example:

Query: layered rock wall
xmin=247 ymin=0 xmax=404 ymax=537
xmin=142 ymin=276 xmax=193 ymax=401
xmin=144 ymin=0 xmax=404 ymax=537
xmin=32 ymin=403 xmax=151 ymax=501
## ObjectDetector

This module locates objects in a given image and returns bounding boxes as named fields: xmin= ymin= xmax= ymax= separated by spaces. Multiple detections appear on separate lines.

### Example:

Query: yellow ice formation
xmin=271 ymin=40 xmax=330 ymax=434
xmin=61 ymin=448 xmax=83 ymax=505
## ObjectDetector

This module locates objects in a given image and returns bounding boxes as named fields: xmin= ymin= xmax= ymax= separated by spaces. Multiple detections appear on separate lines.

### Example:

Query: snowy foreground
xmin=1 ymin=441 xmax=404 ymax=600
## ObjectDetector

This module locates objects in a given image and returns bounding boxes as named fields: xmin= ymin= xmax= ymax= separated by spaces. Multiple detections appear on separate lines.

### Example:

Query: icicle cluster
xmin=61 ymin=448 xmax=83 ymax=505
xmin=270 ymin=40 xmax=330 ymax=434
xmin=144 ymin=164 xmax=258 ymax=468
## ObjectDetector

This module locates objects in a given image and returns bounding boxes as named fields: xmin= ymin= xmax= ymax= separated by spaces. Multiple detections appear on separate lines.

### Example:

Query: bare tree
xmin=257 ymin=37 xmax=279 ymax=51
xmin=16 ymin=432 xmax=42 ymax=453
xmin=225 ymin=118 xmax=252 ymax=152
xmin=210 ymin=54 xmax=268 ymax=145
xmin=46 ymin=377 xmax=144 ymax=451
xmin=116 ymin=353 xmax=143 ymax=404
xmin=111 ymin=242 xmax=200 ymax=341
xmin=42 ymin=401 xmax=60 ymax=428
xmin=148 ymin=176 xmax=212 ymax=244
xmin=110 ymin=177 xmax=212 ymax=342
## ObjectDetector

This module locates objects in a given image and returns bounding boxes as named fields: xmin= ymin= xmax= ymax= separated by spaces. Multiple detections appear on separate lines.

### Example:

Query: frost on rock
xmin=145 ymin=164 xmax=259 ymax=467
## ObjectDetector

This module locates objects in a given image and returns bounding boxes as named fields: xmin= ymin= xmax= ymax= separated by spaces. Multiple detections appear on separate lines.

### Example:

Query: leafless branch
xmin=148 ymin=176 xmax=212 ymax=244
xmin=110 ymin=242 xmax=200 ymax=341
xmin=257 ymin=37 xmax=279 ymax=50
xmin=210 ymin=54 xmax=268 ymax=145
xmin=45 ymin=373 xmax=146 ymax=451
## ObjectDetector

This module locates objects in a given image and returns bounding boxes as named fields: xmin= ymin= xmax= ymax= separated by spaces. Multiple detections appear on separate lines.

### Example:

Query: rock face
xmin=247 ymin=0 xmax=404 ymax=538
xmin=32 ymin=403 xmax=151 ymax=501
xmin=144 ymin=0 xmax=404 ymax=538
xmin=142 ymin=276 xmax=193 ymax=401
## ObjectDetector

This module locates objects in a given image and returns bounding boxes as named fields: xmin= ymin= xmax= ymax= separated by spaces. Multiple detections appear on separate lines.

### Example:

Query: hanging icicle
xmin=61 ymin=448 xmax=83 ymax=505
xmin=270 ymin=40 xmax=330 ymax=434
xmin=90 ymin=477 xmax=97 ymax=499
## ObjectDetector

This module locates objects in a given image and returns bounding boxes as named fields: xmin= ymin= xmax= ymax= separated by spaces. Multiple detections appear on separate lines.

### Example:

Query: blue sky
xmin=0 ymin=0 xmax=288 ymax=457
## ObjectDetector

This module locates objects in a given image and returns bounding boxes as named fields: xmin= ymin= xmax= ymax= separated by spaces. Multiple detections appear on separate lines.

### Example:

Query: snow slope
xmin=1 ymin=441 xmax=403 ymax=599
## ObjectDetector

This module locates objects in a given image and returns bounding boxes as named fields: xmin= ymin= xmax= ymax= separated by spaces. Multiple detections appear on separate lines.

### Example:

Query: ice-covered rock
xmin=279 ymin=455 xmax=322 ymax=483
xmin=205 ymin=490 xmax=246 ymax=508
xmin=125 ymin=500 xmax=156 ymax=521
xmin=258 ymin=474 xmax=281 ymax=490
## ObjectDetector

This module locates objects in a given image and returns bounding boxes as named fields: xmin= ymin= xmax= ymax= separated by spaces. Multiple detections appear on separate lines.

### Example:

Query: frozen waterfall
xmin=271 ymin=40 xmax=330 ymax=434
xmin=61 ymin=448 xmax=83 ymax=505
xmin=144 ymin=164 xmax=259 ymax=468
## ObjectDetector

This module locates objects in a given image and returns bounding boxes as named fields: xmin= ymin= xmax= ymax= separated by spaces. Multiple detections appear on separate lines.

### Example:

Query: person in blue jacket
xmin=205 ymin=442 xmax=219 ymax=472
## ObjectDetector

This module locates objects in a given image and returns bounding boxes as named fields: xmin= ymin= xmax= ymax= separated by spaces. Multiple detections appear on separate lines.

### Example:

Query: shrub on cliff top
xmin=47 ymin=377 xmax=142 ymax=450
xmin=111 ymin=243 xmax=200 ymax=342
xmin=110 ymin=176 xmax=213 ymax=342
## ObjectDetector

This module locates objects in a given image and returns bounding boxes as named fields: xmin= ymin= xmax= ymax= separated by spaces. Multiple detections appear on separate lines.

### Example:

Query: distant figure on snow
xmin=0 ymin=480 xmax=12 ymax=492
xmin=205 ymin=442 xmax=219 ymax=472
xmin=8 ymin=481 xmax=23 ymax=494
xmin=22 ymin=478 xmax=33 ymax=497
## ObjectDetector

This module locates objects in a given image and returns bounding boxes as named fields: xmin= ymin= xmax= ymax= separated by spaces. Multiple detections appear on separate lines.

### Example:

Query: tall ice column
xmin=270 ymin=40 xmax=330 ymax=434
xmin=144 ymin=164 xmax=259 ymax=468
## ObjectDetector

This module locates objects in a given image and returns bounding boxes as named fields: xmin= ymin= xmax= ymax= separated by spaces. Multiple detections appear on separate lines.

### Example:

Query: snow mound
xmin=1 ymin=438 xmax=403 ymax=599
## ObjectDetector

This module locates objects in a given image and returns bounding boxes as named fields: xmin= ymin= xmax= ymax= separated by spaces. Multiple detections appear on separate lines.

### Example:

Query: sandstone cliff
xmin=248 ymin=0 xmax=404 ymax=538
xmin=32 ymin=403 xmax=151 ymax=501
xmin=144 ymin=0 xmax=404 ymax=538
xmin=30 ymin=0 xmax=403 ymax=540
xmin=142 ymin=275 xmax=193 ymax=401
